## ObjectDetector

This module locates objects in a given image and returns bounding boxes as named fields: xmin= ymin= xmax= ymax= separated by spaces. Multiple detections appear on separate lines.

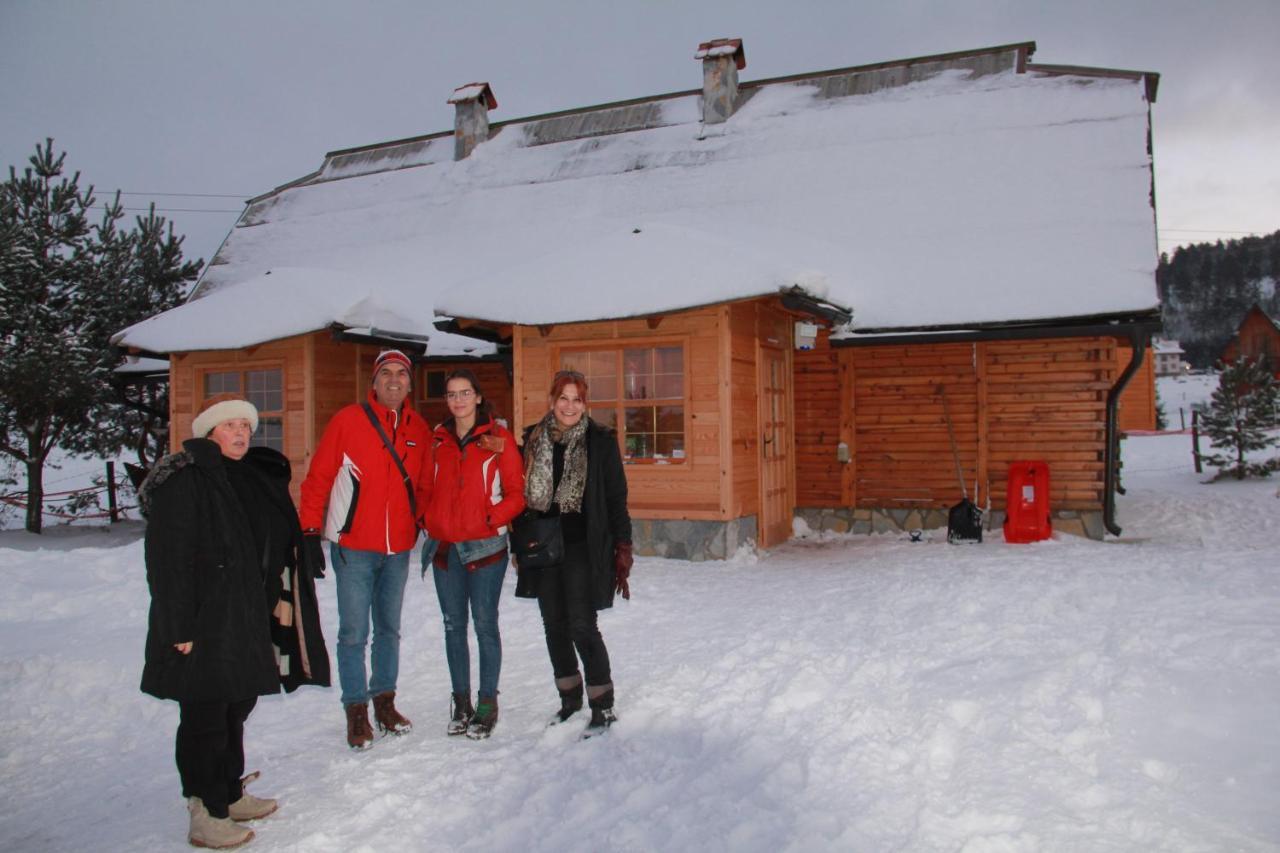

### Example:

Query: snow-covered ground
xmin=2 ymin=430 xmax=1278 ymax=851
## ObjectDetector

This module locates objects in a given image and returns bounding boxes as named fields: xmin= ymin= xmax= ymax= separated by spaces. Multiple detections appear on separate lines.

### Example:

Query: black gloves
xmin=303 ymin=533 xmax=326 ymax=578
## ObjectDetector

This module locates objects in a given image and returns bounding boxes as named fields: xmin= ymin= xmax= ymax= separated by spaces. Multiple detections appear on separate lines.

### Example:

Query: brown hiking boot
xmin=345 ymin=702 xmax=374 ymax=750
xmin=466 ymin=696 xmax=499 ymax=740
xmin=448 ymin=692 xmax=474 ymax=736
xmin=372 ymin=691 xmax=413 ymax=735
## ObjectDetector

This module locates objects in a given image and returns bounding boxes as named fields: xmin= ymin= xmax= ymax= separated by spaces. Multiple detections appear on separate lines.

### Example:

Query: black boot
xmin=551 ymin=676 xmax=584 ymax=725
xmin=447 ymin=692 xmax=473 ymax=736
xmin=583 ymin=689 xmax=616 ymax=737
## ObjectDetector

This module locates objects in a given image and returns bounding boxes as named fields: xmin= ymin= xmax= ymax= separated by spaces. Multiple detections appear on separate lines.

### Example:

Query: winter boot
xmin=227 ymin=773 xmax=277 ymax=822
xmin=345 ymin=702 xmax=374 ymax=750
xmin=550 ymin=674 xmax=584 ymax=725
xmin=372 ymin=691 xmax=413 ymax=735
xmin=448 ymin=692 xmax=474 ymax=736
xmin=466 ymin=696 xmax=498 ymax=740
xmin=188 ymin=797 xmax=254 ymax=849
xmin=583 ymin=688 xmax=616 ymax=737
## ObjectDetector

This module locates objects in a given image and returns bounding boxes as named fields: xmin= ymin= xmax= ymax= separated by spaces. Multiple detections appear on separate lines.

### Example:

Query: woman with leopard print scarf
xmin=520 ymin=370 xmax=633 ymax=736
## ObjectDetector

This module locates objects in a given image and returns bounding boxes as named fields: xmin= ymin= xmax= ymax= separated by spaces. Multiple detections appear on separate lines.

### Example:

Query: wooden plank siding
xmin=794 ymin=334 xmax=1123 ymax=516
xmin=794 ymin=329 xmax=843 ymax=506
xmin=1114 ymin=342 xmax=1157 ymax=431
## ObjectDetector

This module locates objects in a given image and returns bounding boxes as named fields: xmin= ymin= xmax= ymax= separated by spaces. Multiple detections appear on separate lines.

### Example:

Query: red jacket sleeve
xmin=413 ymin=427 xmax=434 ymax=529
xmin=488 ymin=427 xmax=526 ymax=529
xmin=299 ymin=409 xmax=348 ymax=532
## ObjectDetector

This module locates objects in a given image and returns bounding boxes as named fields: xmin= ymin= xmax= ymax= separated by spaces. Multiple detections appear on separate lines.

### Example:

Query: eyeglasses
xmin=445 ymin=389 xmax=475 ymax=401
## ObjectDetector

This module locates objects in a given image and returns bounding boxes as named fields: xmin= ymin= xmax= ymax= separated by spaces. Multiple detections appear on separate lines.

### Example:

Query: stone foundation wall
xmin=794 ymin=507 xmax=1106 ymax=541
xmin=632 ymin=516 xmax=759 ymax=561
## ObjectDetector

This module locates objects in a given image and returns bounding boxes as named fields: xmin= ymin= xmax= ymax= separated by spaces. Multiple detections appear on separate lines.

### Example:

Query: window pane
xmin=252 ymin=417 xmax=284 ymax=451
xmin=426 ymin=370 xmax=447 ymax=398
xmin=624 ymin=432 xmax=652 ymax=459
xmin=246 ymin=369 xmax=283 ymax=412
xmin=655 ymin=405 xmax=683 ymax=433
xmin=656 ymin=434 xmax=685 ymax=459
xmin=625 ymin=406 xmax=654 ymax=434
xmin=204 ymin=371 xmax=240 ymax=397
xmin=654 ymin=346 xmax=683 ymax=398
xmin=589 ymin=406 xmax=617 ymax=430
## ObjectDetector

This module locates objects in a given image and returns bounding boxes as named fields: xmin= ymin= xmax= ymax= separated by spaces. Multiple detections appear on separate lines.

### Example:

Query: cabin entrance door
xmin=757 ymin=343 xmax=795 ymax=548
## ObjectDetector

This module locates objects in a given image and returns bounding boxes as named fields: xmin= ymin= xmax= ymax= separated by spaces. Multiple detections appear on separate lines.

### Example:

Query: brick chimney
xmin=694 ymin=38 xmax=746 ymax=125
xmin=448 ymin=82 xmax=498 ymax=160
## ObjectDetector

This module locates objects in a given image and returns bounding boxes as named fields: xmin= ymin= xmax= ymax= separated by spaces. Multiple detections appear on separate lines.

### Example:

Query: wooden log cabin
xmin=117 ymin=39 xmax=1163 ymax=557
xmin=1220 ymin=304 xmax=1280 ymax=379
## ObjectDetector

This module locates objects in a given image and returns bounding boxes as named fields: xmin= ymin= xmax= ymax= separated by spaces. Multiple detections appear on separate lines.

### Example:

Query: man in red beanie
xmin=300 ymin=349 xmax=433 ymax=749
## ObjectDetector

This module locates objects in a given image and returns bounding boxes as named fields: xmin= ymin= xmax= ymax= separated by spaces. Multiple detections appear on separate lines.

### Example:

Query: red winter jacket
xmin=300 ymin=391 xmax=433 ymax=554
xmin=422 ymin=415 xmax=525 ymax=545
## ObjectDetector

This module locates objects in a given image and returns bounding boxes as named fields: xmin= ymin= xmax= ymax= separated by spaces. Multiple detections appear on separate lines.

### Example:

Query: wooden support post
xmin=1191 ymin=409 xmax=1202 ymax=473
xmin=106 ymin=461 xmax=119 ymax=523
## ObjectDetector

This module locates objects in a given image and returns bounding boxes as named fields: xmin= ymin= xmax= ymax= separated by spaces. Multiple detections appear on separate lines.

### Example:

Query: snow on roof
xmin=116 ymin=268 xmax=492 ymax=356
xmin=115 ymin=55 xmax=1159 ymax=354
xmin=1153 ymin=338 xmax=1184 ymax=354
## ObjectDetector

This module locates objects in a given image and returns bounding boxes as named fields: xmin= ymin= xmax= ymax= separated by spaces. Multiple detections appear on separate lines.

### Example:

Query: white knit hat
xmin=192 ymin=394 xmax=259 ymax=438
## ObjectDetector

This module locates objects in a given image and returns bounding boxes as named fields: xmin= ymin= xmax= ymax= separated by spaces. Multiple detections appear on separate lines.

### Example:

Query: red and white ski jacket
xmin=300 ymin=391 xmax=433 ymax=555
xmin=422 ymin=415 xmax=525 ymax=545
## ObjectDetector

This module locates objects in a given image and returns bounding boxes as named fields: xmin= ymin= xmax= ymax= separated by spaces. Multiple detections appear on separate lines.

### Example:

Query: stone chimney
xmin=694 ymin=38 xmax=746 ymax=125
xmin=448 ymin=82 xmax=498 ymax=160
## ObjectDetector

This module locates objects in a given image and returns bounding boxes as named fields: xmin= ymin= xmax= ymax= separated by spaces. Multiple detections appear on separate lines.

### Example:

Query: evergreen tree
xmin=0 ymin=140 xmax=200 ymax=532
xmin=1200 ymin=358 xmax=1279 ymax=480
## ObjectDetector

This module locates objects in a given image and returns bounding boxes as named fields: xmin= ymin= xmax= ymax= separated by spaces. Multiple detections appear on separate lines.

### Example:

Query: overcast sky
xmin=2 ymin=0 xmax=1277 ymax=268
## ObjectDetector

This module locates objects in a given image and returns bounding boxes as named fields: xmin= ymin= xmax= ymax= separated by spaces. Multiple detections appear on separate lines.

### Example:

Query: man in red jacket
xmin=300 ymin=350 xmax=432 ymax=749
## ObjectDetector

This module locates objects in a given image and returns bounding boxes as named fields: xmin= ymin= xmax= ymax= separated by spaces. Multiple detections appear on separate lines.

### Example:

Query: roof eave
xmin=832 ymin=310 xmax=1163 ymax=347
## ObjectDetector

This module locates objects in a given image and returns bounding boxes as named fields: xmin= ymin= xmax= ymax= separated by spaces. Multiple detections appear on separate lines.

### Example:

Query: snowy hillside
xmin=2 ymin=431 xmax=1278 ymax=851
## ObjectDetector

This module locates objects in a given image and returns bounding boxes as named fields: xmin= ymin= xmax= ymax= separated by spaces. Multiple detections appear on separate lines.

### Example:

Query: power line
xmin=88 ymin=204 xmax=242 ymax=214
xmin=116 ymin=191 xmax=252 ymax=198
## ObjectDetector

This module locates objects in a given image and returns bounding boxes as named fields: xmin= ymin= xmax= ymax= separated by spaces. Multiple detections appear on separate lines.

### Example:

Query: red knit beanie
xmin=372 ymin=349 xmax=412 ymax=382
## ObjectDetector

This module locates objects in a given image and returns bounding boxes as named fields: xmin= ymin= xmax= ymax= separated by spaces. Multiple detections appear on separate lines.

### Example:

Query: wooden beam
xmin=646 ymin=316 xmax=664 ymax=330
xmin=537 ymin=324 xmax=555 ymax=337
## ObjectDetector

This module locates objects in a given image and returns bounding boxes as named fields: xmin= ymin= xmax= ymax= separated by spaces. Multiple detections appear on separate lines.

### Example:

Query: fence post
xmin=1179 ymin=407 xmax=1185 ymax=430
xmin=106 ymin=461 xmax=119 ymax=523
xmin=1191 ymin=409 xmax=1202 ymax=474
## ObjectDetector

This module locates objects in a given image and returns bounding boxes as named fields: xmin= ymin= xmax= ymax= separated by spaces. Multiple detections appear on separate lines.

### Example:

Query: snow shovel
xmin=939 ymin=386 xmax=982 ymax=544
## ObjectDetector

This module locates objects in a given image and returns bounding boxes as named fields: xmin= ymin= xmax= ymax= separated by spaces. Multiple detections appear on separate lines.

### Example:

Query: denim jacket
xmin=420 ymin=533 xmax=507 ymax=577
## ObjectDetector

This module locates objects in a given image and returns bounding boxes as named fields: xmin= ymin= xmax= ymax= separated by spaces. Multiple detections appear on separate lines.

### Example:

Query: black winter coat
xmin=523 ymin=419 xmax=632 ymax=611
xmin=139 ymin=439 xmax=327 ymax=702
xmin=242 ymin=446 xmax=331 ymax=693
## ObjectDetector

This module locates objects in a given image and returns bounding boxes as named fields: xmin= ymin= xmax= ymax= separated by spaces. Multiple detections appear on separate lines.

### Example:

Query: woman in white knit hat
xmin=139 ymin=393 xmax=330 ymax=849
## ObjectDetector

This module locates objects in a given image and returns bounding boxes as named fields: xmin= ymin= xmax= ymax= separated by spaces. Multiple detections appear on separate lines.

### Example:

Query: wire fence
xmin=1 ymin=462 xmax=138 ymax=522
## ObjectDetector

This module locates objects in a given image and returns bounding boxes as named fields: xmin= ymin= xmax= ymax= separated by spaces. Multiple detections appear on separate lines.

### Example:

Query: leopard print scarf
xmin=524 ymin=412 xmax=588 ymax=514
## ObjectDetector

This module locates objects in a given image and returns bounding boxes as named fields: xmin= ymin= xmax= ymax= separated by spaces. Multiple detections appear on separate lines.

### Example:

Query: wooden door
xmin=757 ymin=343 xmax=794 ymax=547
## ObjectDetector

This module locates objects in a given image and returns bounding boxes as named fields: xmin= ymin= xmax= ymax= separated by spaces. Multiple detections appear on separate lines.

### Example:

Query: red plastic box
xmin=1003 ymin=460 xmax=1051 ymax=543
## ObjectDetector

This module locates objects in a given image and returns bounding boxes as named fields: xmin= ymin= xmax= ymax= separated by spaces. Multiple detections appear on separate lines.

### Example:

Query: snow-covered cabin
xmin=115 ymin=40 xmax=1162 ymax=555
xmin=1220 ymin=305 xmax=1280 ymax=379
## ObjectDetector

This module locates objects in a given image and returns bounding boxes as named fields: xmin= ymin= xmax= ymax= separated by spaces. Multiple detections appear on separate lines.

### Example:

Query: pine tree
xmin=0 ymin=140 xmax=200 ymax=532
xmin=1200 ymin=358 xmax=1279 ymax=480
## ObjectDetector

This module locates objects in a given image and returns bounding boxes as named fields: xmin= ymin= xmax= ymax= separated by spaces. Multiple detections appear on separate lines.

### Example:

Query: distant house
xmin=1220 ymin=305 xmax=1280 ymax=378
xmin=116 ymin=39 xmax=1161 ymax=555
xmin=1152 ymin=338 xmax=1186 ymax=375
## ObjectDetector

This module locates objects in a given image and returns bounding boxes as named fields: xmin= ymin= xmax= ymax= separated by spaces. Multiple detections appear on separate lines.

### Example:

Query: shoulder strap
xmin=361 ymin=403 xmax=418 ymax=522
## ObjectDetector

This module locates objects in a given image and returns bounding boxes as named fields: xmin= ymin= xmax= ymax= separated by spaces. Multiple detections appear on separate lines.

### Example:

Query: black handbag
xmin=510 ymin=512 xmax=564 ymax=570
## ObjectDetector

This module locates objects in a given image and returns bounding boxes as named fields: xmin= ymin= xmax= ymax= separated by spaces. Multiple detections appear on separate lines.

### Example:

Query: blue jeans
xmin=332 ymin=544 xmax=411 ymax=706
xmin=431 ymin=546 xmax=507 ymax=698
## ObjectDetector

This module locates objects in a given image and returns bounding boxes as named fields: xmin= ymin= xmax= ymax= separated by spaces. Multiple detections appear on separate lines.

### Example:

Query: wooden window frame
xmin=555 ymin=339 xmax=690 ymax=466
xmin=197 ymin=363 xmax=287 ymax=452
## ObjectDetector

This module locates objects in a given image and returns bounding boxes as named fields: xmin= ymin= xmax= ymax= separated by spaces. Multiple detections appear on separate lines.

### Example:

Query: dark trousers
xmin=176 ymin=697 xmax=257 ymax=818
xmin=537 ymin=541 xmax=611 ymax=688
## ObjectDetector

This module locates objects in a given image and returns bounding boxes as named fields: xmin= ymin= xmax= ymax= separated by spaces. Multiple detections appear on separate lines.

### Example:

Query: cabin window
xmin=425 ymin=369 xmax=447 ymax=398
xmin=201 ymin=367 xmax=285 ymax=452
xmin=560 ymin=345 xmax=685 ymax=463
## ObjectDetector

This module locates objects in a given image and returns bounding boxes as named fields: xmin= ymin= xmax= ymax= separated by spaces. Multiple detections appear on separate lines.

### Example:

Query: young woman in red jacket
xmin=421 ymin=369 xmax=525 ymax=739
